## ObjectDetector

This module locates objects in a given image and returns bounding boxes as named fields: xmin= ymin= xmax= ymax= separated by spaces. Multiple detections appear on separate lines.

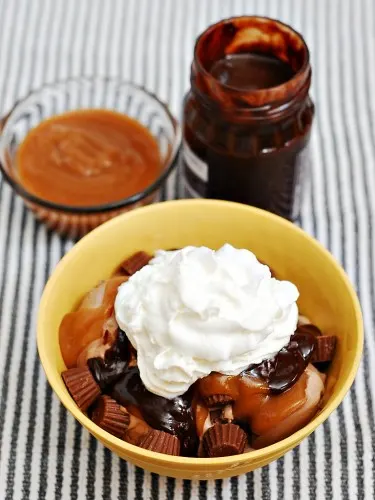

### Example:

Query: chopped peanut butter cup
xmin=297 ymin=323 xmax=322 ymax=337
xmin=204 ymin=394 xmax=234 ymax=408
xmin=297 ymin=314 xmax=311 ymax=326
xmin=62 ymin=367 xmax=101 ymax=412
xmin=138 ymin=430 xmax=181 ymax=456
xmin=121 ymin=251 xmax=151 ymax=275
xmin=92 ymin=395 xmax=130 ymax=438
xmin=202 ymin=423 xmax=247 ymax=458
xmin=210 ymin=408 xmax=229 ymax=425
xmin=311 ymin=335 xmax=337 ymax=363
xmin=210 ymin=403 xmax=234 ymax=425
xmin=197 ymin=442 xmax=207 ymax=458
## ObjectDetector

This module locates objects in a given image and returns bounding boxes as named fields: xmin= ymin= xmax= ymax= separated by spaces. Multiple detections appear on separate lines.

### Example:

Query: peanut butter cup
xmin=92 ymin=395 xmax=130 ymax=438
xmin=205 ymin=394 xmax=234 ymax=408
xmin=62 ymin=367 xmax=101 ymax=412
xmin=311 ymin=336 xmax=337 ymax=363
xmin=202 ymin=423 xmax=247 ymax=458
xmin=120 ymin=251 xmax=151 ymax=275
xmin=297 ymin=323 xmax=322 ymax=337
xmin=210 ymin=408 xmax=231 ymax=425
xmin=138 ymin=430 xmax=181 ymax=455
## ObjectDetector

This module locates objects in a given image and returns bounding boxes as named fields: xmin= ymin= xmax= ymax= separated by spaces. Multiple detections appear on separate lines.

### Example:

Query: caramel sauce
xmin=193 ymin=398 xmax=210 ymax=438
xmin=125 ymin=412 xmax=151 ymax=445
xmin=197 ymin=372 xmax=268 ymax=420
xmin=59 ymin=276 xmax=127 ymax=368
xmin=250 ymin=372 xmax=307 ymax=435
xmin=198 ymin=372 xmax=242 ymax=400
xmin=17 ymin=109 xmax=161 ymax=206
xmin=197 ymin=370 xmax=307 ymax=436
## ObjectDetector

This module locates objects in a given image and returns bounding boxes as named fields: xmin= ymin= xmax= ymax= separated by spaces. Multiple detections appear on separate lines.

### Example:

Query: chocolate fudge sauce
xmin=88 ymin=331 xmax=198 ymax=455
xmin=182 ymin=16 xmax=314 ymax=220
xmin=111 ymin=367 xmax=198 ymax=456
xmin=210 ymin=53 xmax=295 ymax=91
xmin=88 ymin=329 xmax=130 ymax=390
xmin=249 ymin=331 xmax=316 ymax=393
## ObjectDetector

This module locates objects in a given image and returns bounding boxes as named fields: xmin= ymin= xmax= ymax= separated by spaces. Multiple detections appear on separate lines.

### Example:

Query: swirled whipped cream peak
xmin=115 ymin=244 xmax=299 ymax=399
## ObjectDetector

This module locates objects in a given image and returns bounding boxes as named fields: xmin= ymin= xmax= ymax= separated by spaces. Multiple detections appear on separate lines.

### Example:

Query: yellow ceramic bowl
xmin=37 ymin=199 xmax=363 ymax=480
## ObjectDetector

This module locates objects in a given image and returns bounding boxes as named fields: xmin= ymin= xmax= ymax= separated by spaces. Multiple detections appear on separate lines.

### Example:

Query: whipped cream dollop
xmin=115 ymin=244 xmax=299 ymax=399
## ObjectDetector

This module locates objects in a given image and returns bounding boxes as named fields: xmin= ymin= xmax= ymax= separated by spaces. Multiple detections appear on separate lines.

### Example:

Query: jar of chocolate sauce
xmin=181 ymin=16 xmax=315 ymax=220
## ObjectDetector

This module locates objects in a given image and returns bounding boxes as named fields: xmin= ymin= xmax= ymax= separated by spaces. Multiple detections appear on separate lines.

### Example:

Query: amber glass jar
xmin=181 ymin=16 xmax=315 ymax=220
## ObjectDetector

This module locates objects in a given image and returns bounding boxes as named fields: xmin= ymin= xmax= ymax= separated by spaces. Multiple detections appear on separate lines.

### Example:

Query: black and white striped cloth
xmin=0 ymin=0 xmax=374 ymax=498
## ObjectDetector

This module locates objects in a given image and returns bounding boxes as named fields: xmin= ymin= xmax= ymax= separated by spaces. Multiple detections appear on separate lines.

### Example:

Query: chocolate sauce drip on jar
xmin=182 ymin=16 xmax=314 ymax=220
xmin=111 ymin=367 xmax=198 ymax=456
xmin=248 ymin=332 xmax=316 ymax=393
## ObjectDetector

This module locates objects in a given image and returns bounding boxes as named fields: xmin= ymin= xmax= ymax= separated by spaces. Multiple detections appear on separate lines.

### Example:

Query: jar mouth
xmin=193 ymin=16 xmax=311 ymax=109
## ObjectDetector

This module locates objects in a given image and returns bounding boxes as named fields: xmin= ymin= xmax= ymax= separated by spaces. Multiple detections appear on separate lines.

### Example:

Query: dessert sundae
xmin=60 ymin=245 xmax=336 ymax=457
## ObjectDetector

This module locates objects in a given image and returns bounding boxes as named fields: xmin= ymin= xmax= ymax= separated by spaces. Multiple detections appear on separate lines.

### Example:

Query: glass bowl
xmin=0 ymin=78 xmax=181 ymax=238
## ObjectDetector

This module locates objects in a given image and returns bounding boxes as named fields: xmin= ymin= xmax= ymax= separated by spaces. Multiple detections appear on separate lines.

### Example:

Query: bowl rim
xmin=0 ymin=77 xmax=181 ymax=214
xmin=37 ymin=199 xmax=364 ymax=466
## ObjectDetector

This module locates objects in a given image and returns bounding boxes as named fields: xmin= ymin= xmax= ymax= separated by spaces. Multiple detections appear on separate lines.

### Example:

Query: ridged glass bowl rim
xmin=0 ymin=77 xmax=181 ymax=214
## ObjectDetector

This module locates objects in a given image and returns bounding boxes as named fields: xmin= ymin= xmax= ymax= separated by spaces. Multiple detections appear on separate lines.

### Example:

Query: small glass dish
xmin=0 ymin=77 xmax=181 ymax=238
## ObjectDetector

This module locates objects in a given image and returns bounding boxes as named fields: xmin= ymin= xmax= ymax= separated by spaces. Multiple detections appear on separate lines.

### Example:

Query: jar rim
xmin=192 ymin=16 xmax=311 ymax=111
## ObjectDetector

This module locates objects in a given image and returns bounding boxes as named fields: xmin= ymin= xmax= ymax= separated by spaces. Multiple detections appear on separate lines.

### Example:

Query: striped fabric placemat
xmin=0 ymin=0 xmax=374 ymax=498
